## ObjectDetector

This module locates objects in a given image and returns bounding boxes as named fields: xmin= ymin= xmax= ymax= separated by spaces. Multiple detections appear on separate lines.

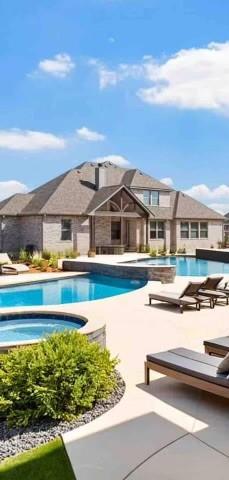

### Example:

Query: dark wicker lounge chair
xmin=145 ymin=348 xmax=229 ymax=399
xmin=198 ymin=276 xmax=229 ymax=306
xmin=148 ymin=281 xmax=213 ymax=313
xmin=204 ymin=336 xmax=229 ymax=357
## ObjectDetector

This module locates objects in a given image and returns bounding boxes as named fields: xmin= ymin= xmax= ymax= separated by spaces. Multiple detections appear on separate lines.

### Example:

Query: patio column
xmin=146 ymin=217 xmax=149 ymax=245
xmin=90 ymin=216 xmax=96 ymax=249
xmin=120 ymin=217 xmax=124 ymax=245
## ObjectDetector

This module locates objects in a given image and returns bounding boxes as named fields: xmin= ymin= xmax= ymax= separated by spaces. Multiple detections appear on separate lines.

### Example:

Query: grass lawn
xmin=0 ymin=438 xmax=76 ymax=480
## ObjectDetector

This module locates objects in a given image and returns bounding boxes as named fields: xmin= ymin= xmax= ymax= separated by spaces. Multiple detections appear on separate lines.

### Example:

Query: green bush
xmin=64 ymin=249 xmax=79 ymax=259
xmin=150 ymin=248 xmax=157 ymax=257
xmin=31 ymin=254 xmax=43 ymax=268
xmin=139 ymin=244 xmax=146 ymax=253
xmin=177 ymin=247 xmax=186 ymax=254
xmin=169 ymin=248 xmax=176 ymax=255
xmin=0 ymin=331 xmax=118 ymax=427
xmin=42 ymin=249 xmax=52 ymax=260
xmin=18 ymin=249 xmax=31 ymax=264
xmin=48 ymin=255 xmax=59 ymax=268
xmin=145 ymin=245 xmax=150 ymax=253
xmin=158 ymin=248 xmax=167 ymax=256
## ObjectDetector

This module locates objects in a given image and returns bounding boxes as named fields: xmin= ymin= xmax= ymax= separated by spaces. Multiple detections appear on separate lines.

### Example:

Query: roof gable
xmin=175 ymin=191 xmax=224 ymax=220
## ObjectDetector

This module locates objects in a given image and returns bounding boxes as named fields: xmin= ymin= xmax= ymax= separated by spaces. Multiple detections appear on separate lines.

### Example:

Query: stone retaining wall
xmin=62 ymin=260 xmax=176 ymax=283
xmin=196 ymin=248 xmax=229 ymax=263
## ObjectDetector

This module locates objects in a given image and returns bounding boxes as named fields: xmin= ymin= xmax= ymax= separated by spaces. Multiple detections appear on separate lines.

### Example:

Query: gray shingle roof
xmin=0 ymin=161 xmax=224 ymax=221
xmin=174 ymin=191 xmax=224 ymax=220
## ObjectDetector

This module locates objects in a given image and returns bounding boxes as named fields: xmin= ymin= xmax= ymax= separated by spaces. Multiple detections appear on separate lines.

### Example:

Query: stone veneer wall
xmin=95 ymin=217 xmax=111 ymax=246
xmin=62 ymin=260 xmax=176 ymax=283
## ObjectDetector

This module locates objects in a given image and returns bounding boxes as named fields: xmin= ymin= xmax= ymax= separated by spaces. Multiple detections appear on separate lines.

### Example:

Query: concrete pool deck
xmin=1 ymin=259 xmax=229 ymax=478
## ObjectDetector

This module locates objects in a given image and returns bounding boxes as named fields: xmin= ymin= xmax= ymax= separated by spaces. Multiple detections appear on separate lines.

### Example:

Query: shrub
xmin=150 ymin=248 xmax=157 ymax=257
xmin=158 ymin=248 xmax=167 ymax=256
xmin=169 ymin=248 xmax=176 ymax=255
xmin=0 ymin=331 xmax=118 ymax=427
xmin=18 ymin=249 xmax=31 ymax=264
xmin=42 ymin=250 xmax=52 ymax=260
xmin=139 ymin=244 xmax=146 ymax=253
xmin=64 ymin=249 xmax=79 ymax=259
xmin=177 ymin=247 xmax=186 ymax=254
xmin=48 ymin=255 xmax=58 ymax=269
xmin=145 ymin=245 xmax=150 ymax=253
xmin=31 ymin=254 xmax=43 ymax=268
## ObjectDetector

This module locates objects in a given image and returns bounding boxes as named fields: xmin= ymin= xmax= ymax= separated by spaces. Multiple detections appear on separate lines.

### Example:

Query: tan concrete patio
xmin=1 ymin=263 xmax=229 ymax=478
xmin=62 ymin=275 xmax=229 ymax=480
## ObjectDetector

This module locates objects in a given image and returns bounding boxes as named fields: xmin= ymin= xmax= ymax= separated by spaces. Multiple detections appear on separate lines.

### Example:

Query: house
xmin=224 ymin=212 xmax=229 ymax=243
xmin=0 ymin=161 xmax=225 ymax=255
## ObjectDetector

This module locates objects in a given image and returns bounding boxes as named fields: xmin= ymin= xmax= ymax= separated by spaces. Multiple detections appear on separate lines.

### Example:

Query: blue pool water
xmin=0 ymin=313 xmax=85 ymax=343
xmin=0 ymin=274 xmax=145 ymax=308
xmin=130 ymin=256 xmax=229 ymax=277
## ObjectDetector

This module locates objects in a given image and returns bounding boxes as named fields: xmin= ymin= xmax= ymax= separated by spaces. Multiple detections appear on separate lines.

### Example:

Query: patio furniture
xmin=144 ymin=348 xmax=229 ymax=399
xmin=148 ymin=281 xmax=213 ymax=313
xmin=198 ymin=276 xmax=229 ymax=306
xmin=0 ymin=253 xmax=29 ymax=275
xmin=204 ymin=336 xmax=229 ymax=357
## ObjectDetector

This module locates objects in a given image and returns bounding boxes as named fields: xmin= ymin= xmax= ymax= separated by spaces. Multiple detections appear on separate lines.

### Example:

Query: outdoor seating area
xmin=0 ymin=253 xmax=29 ymax=275
xmin=149 ymin=276 xmax=229 ymax=312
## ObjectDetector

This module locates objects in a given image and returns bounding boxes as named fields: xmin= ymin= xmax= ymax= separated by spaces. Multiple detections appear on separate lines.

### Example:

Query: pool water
xmin=0 ymin=274 xmax=145 ymax=308
xmin=130 ymin=256 xmax=229 ymax=277
xmin=0 ymin=313 xmax=85 ymax=343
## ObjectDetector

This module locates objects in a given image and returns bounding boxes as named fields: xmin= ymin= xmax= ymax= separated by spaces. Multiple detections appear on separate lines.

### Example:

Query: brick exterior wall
xmin=20 ymin=216 xmax=43 ymax=251
xmin=0 ymin=217 xmax=21 ymax=253
xmin=95 ymin=217 xmax=111 ymax=246
xmin=43 ymin=216 xmax=90 ymax=254
xmin=175 ymin=220 xmax=223 ymax=252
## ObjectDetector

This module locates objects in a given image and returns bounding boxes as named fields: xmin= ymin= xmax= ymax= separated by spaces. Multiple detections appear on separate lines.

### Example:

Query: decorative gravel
xmin=0 ymin=371 xmax=125 ymax=461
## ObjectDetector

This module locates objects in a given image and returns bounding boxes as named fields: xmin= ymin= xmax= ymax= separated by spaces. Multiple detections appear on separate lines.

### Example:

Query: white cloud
xmin=90 ymin=42 xmax=229 ymax=113
xmin=38 ymin=53 xmax=75 ymax=78
xmin=76 ymin=127 xmax=106 ymax=142
xmin=0 ymin=180 xmax=28 ymax=201
xmin=160 ymin=177 xmax=174 ymax=187
xmin=0 ymin=129 xmax=66 ymax=151
xmin=88 ymin=58 xmax=144 ymax=89
xmin=138 ymin=42 xmax=229 ymax=112
xmin=93 ymin=154 xmax=130 ymax=167
xmin=184 ymin=183 xmax=229 ymax=215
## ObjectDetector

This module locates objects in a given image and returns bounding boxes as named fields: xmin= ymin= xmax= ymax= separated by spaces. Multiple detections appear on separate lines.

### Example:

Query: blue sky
xmin=1 ymin=0 xmax=229 ymax=213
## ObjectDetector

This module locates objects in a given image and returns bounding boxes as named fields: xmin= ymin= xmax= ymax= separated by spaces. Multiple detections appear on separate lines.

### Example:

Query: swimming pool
xmin=0 ymin=274 xmax=146 ymax=308
xmin=0 ymin=313 xmax=85 ymax=344
xmin=128 ymin=256 xmax=229 ymax=277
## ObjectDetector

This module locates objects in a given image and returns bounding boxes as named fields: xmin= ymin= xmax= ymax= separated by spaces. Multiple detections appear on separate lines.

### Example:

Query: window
xmin=151 ymin=191 xmax=159 ymax=206
xmin=111 ymin=220 xmax=121 ymax=241
xmin=200 ymin=222 xmax=208 ymax=239
xmin=143 ymin=190 xmax=159 ymax=206
xmin=180 ymin=222 xmax=189 ymax=239
xmin=180 ymin=221 xmax=209 ymax=239
xmin=191 ymin=222 xmax=198 ymax=239
xmin=143 ymin=191 xmax=150 ymax=205
xmin=61 ymin=219 xmax=72 ymax=241
xmin=150 ymin=221 xmax=165 ymax=239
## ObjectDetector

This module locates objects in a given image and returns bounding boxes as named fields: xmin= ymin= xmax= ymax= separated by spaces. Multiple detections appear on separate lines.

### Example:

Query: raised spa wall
xmin=62 ymin=259 xmax=176 ymax=284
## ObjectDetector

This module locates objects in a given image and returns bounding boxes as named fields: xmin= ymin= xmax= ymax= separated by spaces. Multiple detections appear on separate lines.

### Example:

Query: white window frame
xmin=143 ymin=190 xmax=159 ymax=206
xmin=180 ymin=221 xmax=208 ymax=239
xmin=150 ymin=221 xmax=165 ymax=240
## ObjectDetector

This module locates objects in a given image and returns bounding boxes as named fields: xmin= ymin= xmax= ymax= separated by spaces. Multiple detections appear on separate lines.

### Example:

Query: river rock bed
xmin=0 ymin=371 xmax=125 ymax=461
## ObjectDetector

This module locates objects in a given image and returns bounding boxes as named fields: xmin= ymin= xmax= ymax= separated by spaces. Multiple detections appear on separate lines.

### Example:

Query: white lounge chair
xmin=0 ymin=253 xmax=29 ymax=274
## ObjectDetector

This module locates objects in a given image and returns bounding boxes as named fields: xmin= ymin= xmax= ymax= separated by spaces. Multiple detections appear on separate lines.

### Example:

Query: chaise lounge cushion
xmin=149 ymin=292 xmax=199 ymax=306
xmin=146 ymin=348 xmax=229 ymax=388
xmin=204 ymin=336 xmax=229 ymax=352
xmin=217 ymin=353 xmax=229 ymax=374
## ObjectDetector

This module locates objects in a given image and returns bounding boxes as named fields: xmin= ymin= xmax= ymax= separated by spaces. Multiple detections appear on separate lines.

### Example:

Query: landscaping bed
xmin=0 ymin=371 xmax=125 ymax=461
xmin=0 ymin=331 xmax=125 ymax=461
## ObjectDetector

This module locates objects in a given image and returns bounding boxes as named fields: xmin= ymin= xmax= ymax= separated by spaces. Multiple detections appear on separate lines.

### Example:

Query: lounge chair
xmin=145 ymin=348 xmax=229 ymax=399
xmin=204 ymin=336 xmax=229 ymax=357
xmin=148 ymin=281 xmax=213 ymax=313
xmin=198 ymin=276 xmax=229 ymax=306
xmin=0 ymin=253 xmax=29 ymax=275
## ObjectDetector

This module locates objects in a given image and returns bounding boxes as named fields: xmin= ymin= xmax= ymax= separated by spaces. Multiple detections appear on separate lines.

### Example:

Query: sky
xmin=1 ymin=0 xmax=229 ymax=214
